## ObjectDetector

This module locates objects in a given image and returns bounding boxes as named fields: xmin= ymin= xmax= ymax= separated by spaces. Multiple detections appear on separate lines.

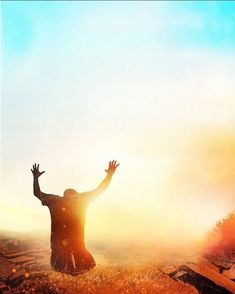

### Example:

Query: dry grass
xmin=12 ymin=264 xmax=198 ymax=294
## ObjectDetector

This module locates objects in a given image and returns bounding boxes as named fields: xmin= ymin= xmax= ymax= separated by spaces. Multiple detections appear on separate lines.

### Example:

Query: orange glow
xmin=1 ymin=127 xmax=235 ymax=252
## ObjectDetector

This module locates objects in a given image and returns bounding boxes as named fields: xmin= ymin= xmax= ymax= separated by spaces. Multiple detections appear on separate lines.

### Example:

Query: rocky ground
xmin=0 ymin=232 xmax=235 ymax=293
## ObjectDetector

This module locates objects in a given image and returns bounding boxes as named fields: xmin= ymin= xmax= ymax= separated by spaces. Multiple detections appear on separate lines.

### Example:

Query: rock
xmin=5 ymin=249 xmax=44 ymax=259
xmin=223 ymin=265 xmax=235 ymax=280
xmin=172 ymin=262 xmax=235 ymax=294
xmin=9 ymin=256 xmax=36 ymax=264
xmin=23 ymin=260 xmax=38 ymax=266
xmin=159 ymin=265 xmax=177 ymax=275
xmin=208 ymin=258 xmax=233 ymax=271
xmin=0 ymin=256 xmax=14 ymax=281
xmin=8 ymin=268 xmax=26 ymax=281
xmin=197 ymin=257 xmax=220 ymax=273
xmin=5 ymin=268 xmax=26 ymax=289
xmin=171 ymin=269 xmax=188 ymax=279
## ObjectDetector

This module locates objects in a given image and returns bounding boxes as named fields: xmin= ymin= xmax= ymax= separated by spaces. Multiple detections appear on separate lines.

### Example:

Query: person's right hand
xmin=31 ymin=163 xmax=45 ymax=178
xmin=105 ymin=160 xmax=119 ymax=175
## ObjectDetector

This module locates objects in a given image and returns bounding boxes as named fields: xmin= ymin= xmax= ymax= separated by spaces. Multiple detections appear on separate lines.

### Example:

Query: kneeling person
xmin=31 ymin=161 xmax=119 ymax=274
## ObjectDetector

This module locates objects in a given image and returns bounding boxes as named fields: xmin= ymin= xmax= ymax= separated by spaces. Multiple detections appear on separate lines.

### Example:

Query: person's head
xmin=63 ymin=188 xmax=77 ymax=198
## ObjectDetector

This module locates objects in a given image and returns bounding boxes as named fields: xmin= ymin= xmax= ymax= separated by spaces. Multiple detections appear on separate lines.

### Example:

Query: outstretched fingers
xmin=32 ymin=163 xmax=40 ymax=170
xmin=113 ymin=161 xmax=119 ymax=169
xmin=110 ymin=160 xmax=119 ymax=168
xmin=31 ymin=163 xmax=45 ymax=177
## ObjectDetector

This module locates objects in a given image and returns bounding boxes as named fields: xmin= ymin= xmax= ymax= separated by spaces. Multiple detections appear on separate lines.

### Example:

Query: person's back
xmin=40 ymin=195 xmax=85 ymax=248
xmin=31 ymin=161 xmax=119 ymax=274
xmin=52 ymin=196 xmax=89 ymax=249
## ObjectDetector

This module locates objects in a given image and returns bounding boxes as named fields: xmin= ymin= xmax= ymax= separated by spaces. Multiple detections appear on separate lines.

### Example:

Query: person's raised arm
xmin=31 ymin=163 xmax=45 ymax=201
xmin=81 ymin=160 xmax=119 ymax=201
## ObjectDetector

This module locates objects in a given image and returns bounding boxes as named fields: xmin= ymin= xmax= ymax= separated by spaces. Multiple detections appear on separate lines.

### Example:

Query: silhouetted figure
xmin=31 ymin=161 xmax=119 ymax=274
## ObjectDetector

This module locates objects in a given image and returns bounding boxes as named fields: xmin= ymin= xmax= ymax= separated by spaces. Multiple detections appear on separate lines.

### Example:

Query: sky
xmin=1 ymin=1 xmax=235 ymax=246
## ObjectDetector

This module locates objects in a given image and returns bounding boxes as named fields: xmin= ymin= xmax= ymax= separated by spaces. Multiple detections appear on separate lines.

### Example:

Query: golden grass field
xmin=2 ymin=213 xmax=235 ymax=294
xmin=12 ymin=264 xmax=198 ymax=294
xmin=0 ymin=232 xmax=199 ymax=293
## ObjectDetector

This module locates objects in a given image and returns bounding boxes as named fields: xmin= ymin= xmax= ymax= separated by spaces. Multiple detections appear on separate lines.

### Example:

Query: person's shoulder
xmin=41 ymin=194 xmax=62 ymax=206
xmin=51 ymin=195 xmax=63 ymax=202
xmin=54 ymin=195 xmax=62 ymax=199
xmin=47 ymin=194 xmax=62 ymax=200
